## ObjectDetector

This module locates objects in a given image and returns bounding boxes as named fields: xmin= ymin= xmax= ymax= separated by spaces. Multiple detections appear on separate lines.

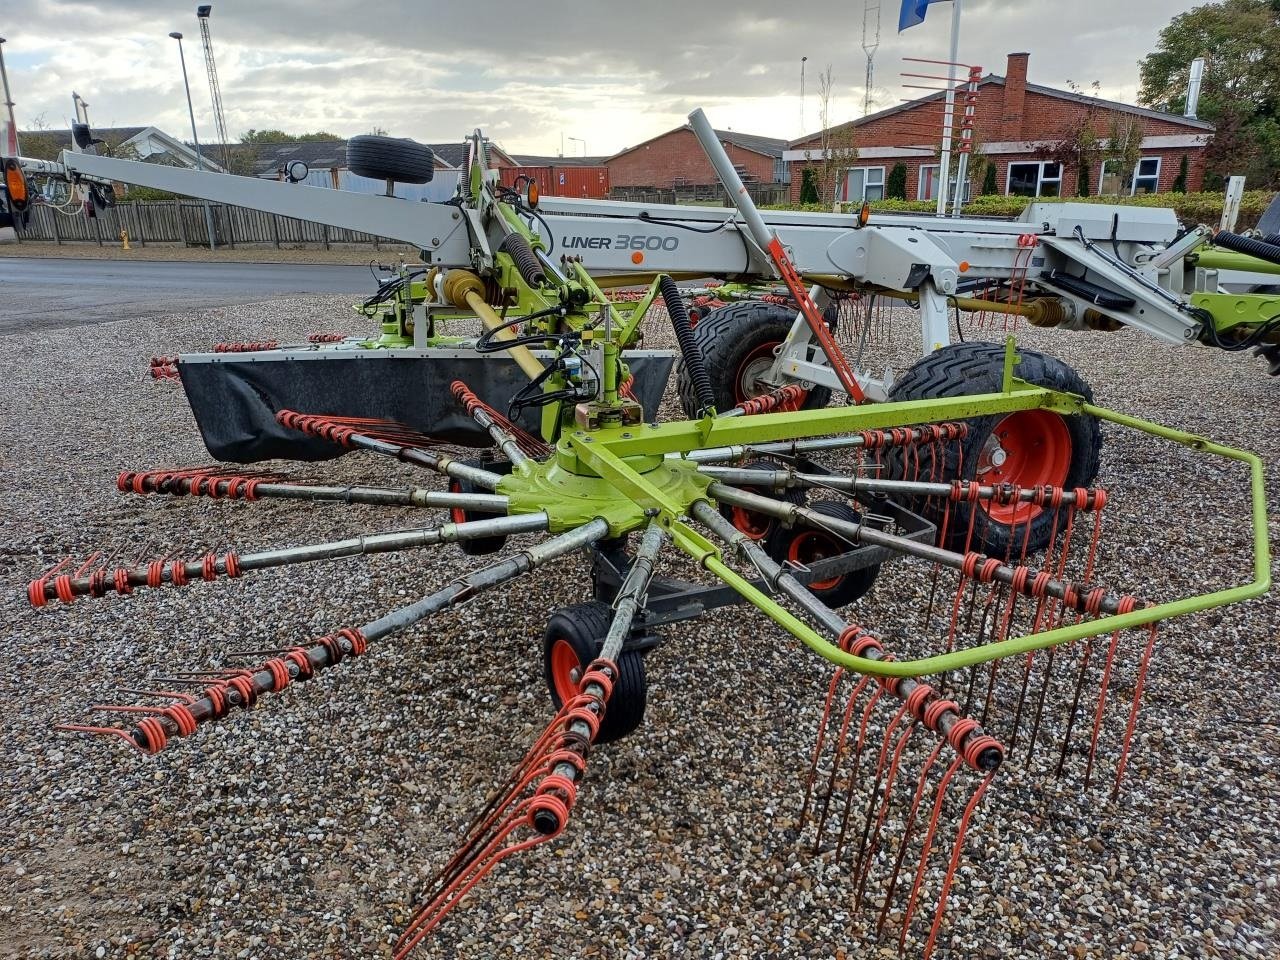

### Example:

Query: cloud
xmin=2 ymin=0 xmax=1200 ymax=155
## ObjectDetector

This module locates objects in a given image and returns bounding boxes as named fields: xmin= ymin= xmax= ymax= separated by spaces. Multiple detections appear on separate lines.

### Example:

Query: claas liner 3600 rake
xmin=17 ymin=111 xmax=1272 ymax=956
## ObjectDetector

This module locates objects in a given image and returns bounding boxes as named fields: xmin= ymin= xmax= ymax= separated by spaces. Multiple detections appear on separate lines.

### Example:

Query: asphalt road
xmin=0 ymin=257 xmax=374 ymax=334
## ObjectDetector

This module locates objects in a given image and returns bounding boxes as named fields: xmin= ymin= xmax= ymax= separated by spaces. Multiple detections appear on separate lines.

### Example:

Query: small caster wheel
xmin=448 ymin=458 xmax=513 ymax=556
xmin=543 ymin=601 xmax=646 ymax=744
xmin=776 ymin=499 xmax=879 ymax=607
xmin=718 ymin=457 xmax=806 ymax=553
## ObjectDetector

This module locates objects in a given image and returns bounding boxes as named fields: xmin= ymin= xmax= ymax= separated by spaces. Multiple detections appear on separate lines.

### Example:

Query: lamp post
xmin=0 ymin=37 xmax=19 ymax=155
xmin=169 ymin=30 xmax=217 ymax=249
xmin=800 ymin=56 xmax=807 ymax=136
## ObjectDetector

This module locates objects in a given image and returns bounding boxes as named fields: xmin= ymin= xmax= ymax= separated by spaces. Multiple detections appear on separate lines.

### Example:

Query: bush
xmin=887 ymin=163 xmax=908 ymax=201
xmin=799 ymin=168 xmax=819 ymax=205
xmin=769 ymin=189 xmax=1278 ymax=230
xmin=981 ymin=165 xmax=998 ymax=196
xmin=1171 ymin=155 xmax=1189 ymax=194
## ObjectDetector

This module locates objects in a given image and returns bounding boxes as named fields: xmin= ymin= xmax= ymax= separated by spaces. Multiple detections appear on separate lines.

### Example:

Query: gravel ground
xmin=1 ymin=296 xmax=1277 ymax=960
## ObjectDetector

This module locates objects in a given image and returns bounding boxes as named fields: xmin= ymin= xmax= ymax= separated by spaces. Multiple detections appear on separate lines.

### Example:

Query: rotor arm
xmin=27 ymin=150 xmax=468 ymax=253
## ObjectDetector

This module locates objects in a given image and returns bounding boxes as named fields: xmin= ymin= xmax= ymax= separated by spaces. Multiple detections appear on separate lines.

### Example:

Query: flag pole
xmin=935 ymin=0 xmax=961 ymax=216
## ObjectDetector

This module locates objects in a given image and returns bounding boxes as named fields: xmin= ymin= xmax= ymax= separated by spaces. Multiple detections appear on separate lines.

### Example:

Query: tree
xmin=1039 ymin=81 xmax=1108 ymax=196
xmin=1172 ymin=153 xmax=1190 ymax=192
xmin=799 ymin=167 xmax=820 ymax=204
xmin=887 ymin=162 xmax=908 ymax=200
xmin=814 ymin=65 xmax=858 ymax=205
xmin=1101 ymin=115 xmax=1144 ymax=194
xmin=963 ymin=131 xmax=992 ymax=201
xmin=239 ymin=129 xmax=342 ymax=143
xmin=1139 ymin=0 xmax=1280 ymax=187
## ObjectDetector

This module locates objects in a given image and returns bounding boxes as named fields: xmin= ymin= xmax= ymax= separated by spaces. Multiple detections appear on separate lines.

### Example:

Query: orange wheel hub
xmin=975 ymin=410 xmax=1073 ymax=524
xmin=735 ymin=341 xmax=780 ymax=404
xmin=549 ymin=637 xmax=582 ymax=704
xmin=787 ymin=530 xmax=842 ymax=590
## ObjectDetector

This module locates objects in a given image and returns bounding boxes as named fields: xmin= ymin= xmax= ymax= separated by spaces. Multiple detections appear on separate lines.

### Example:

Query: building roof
xmin=16 ymin=125 xmax=148 ymax=150
xmin=427 ymin=140 xmax=517 ymax=169
xmin=509 ymin=154 xmax=609 ymax=167
xmin=609 ymin=125 xmax=787 ymax=162
xmin=17 ymin=125 xmax=227 ymax=172
xmin=713 ymin=129 xmax=787 ymax=158
xmin=787 ymin=72 xmax=1214 ymax=148
xmin=427 ymin=141 xmax=470 ymax=168
xmin=251 ymin=140 xmax=348 ymax=176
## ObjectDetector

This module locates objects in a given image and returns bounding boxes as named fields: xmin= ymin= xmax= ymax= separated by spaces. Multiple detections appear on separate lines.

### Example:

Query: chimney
xmin=1185 ymin=57 xmax=1205 ymax=119
xmin=1001 ymin=52 xmax=1029 ymax=140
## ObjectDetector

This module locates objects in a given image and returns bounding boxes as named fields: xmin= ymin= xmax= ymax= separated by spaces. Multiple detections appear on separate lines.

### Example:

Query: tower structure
xmin=196 ymin=5 xmax=231 ymax=170
xmin=861 ymin=2 xmax=881 ymax=115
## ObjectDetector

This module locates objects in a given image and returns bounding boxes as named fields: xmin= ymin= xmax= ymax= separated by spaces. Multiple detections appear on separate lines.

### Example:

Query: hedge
xmin=769 ymin=190 xmax=1278 ymax=229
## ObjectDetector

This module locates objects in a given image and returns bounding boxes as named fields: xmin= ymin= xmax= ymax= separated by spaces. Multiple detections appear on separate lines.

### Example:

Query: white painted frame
xmin=1099 ymin=156 xmax=1163 ymax=196
xmin=918 ymin=163 xmax=973 ymax=203
xmin=1006 ymin=160 xmax=1062 ymax=198
xmin=841 ymin=165 xmax=886 ymax=202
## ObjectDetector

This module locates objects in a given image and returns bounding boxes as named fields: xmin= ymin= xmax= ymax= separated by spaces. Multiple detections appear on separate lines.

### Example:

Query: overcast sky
xmin=2 ymin=0 xmax=1200 ymax=155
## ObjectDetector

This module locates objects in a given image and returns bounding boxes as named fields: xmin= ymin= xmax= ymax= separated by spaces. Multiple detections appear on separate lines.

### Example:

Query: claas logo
xmin=1 ymin=158 xmax=31 ymax=228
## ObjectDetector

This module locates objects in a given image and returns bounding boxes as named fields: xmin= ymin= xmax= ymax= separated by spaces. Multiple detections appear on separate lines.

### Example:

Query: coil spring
xmin=659 ymin=276 xmax=715 ymax=414
xmin=498 ymin=234 xmax=547 ymax=287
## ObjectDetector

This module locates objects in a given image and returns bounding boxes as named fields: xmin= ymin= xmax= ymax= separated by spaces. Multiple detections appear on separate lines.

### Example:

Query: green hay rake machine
xmin=11 ymin=110 xmax=1274 ymax=956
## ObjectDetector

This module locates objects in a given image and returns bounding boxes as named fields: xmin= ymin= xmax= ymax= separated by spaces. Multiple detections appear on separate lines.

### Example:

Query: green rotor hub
xmin=497 ymin=448 xmax=712 ymax=536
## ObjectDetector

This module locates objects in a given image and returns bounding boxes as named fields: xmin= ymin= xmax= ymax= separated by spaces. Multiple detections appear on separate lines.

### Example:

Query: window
xmin=841 ymin=166 xmax=885 ymax=202
xmin=917 ymin=164 xmax=972 ymax=203
xmin=1007 ymin=161 xmax=1061 ymax=197
xmin=773 ymin=158 xmax=791 ymax=184
xmin=1099 ymin=157 xmax=1161 ymax=196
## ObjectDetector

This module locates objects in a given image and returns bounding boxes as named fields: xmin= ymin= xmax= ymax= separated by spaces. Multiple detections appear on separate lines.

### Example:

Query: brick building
xmin=607 ymin=124 xmax=788 ymax=189
xmin=785 ymin=52 xmax=1213 ymax=206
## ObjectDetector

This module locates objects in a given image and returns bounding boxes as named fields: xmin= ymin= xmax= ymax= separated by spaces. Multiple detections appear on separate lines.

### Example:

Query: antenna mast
xmin=196 ymin=5 xmax=231 ymax=170
xmin=861 ymin=1 xmax=881 ymax=115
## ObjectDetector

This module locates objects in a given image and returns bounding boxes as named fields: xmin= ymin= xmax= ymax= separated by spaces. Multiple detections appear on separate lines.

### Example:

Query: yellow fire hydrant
xmin=120 ymin=229 xmax=131 ymax=251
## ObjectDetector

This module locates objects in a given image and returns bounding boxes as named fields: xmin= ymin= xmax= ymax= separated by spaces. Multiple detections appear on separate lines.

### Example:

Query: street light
xmin=800 ymin=56 xmax=808 ymax=136
xmin=566 ymin=136 xmax=586 ymax=157
xmin=0 ymin=37 xmax=20 ymax=155
xmin=169 ymin=30 xmax=217 ymax=249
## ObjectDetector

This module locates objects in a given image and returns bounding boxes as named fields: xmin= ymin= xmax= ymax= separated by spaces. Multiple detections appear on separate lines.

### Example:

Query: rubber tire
xmin=885 ymin=342 xmax=1102 ymax=556
xmin=778 ymin=499 xmax=879 ymax=608
xmin=676 ymin=301 xmax=835 ymax=418
xmin=543 ymin=601 xmax=646 ymax=745
xmin=346 ymin=135 xmax=435 ymax=184
xmin=716 ymin=457 xmax=807 ymax=552
xmin=447 ymin=458 xmax=511 ymax=556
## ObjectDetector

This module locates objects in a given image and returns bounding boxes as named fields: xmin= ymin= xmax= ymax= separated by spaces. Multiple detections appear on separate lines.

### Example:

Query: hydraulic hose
xmin=499 ymin=233 xmax=547 ymax=287
xmin=1214 ymin=231 xmax=1280 ymax=268
xmin=659 ymin=275 xmax=715 ymax=414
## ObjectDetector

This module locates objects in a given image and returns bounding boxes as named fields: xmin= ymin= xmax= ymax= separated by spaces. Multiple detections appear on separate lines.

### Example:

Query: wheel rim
xmin=549 ymin=637 xmax=582 ymax=705
xmin=734 ymin=341 xmax=780 ymax=404
xmin=975 ymin=410 xmax=1073 ymax=524
xmin=788 ymin=530 xmax=843 ymax=590
xmin=447 ymin=480 xmax=467 ymax=525
xmin=729 ymin=502 xmax=774 ymax=540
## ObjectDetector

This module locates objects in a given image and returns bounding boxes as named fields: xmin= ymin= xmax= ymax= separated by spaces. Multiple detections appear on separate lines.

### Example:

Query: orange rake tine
xmin=898 ymin=754 xmax=966 ymax=953
xmin=876 ymin=740 xmax=947 ymax=937
xmin=922 ymin=770 xmax=998 ymax=959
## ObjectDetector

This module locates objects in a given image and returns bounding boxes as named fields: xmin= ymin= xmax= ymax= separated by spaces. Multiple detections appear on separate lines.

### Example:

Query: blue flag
xmin=899 ymin=0 xmax=944 ymax=31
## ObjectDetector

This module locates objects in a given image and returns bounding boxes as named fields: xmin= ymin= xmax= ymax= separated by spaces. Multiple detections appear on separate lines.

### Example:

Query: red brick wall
xmin=790 ymin=50 xmax=1210 ymax=204
xmin=608 ymin=127 xmax=777 ymax=188
xmin=792 ymin=86 xmax=1206 ymax=156
xmin=789 ymin=147 xmax=1205 ymax=205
